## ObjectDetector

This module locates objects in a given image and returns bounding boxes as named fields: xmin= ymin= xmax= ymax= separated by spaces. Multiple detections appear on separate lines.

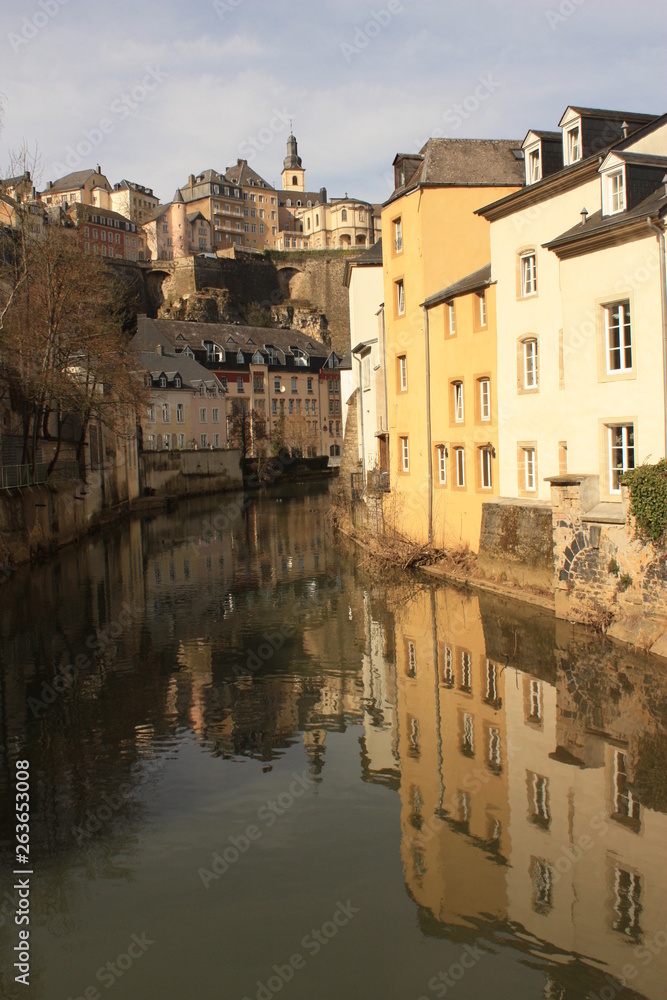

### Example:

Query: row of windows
xmin=146 ymin=433 xmax=222 ymax=449
xmin=398 ymin=437 xmax=494 ymax=490
xmin=147 ymin=404 xmax=221 ymax=424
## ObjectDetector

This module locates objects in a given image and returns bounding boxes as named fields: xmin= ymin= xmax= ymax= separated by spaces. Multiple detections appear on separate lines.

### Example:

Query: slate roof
xmin=562 ymin=107 xmax=657 ymax=124
xmin=385 ymin=139 xmax=524 ymax=205
xmin=147 ymin=318 xmax=329 ymax=356
xmin=543 ymin=189 xmax=667 ymax=255
xmin=423 ymin=264 xmax=492 ymax=308
xmin=134 ymin=348 xmax=223 ymax=393
xmin=225 ymin=160 xmax=274 ymax=191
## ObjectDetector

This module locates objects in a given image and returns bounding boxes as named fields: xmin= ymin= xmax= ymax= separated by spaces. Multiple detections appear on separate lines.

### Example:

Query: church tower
xmin=281 ymin=130 xmax=306 ymax=192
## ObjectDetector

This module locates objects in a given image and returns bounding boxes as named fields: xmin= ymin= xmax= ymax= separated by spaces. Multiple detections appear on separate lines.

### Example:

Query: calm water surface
xmin=0 ymin=485 xmax=666 ymax=1000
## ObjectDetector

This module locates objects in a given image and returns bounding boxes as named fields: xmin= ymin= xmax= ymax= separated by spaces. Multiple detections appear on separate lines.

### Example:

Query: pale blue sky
xmin=1 ymin=0 xmax=665 ymax=204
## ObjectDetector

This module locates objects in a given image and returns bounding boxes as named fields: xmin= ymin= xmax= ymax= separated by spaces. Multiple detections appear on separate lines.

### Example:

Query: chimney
xmin=189 ymin=174 xmax=195 ymax=188
xmin=96 ymin=164 xmax=101 ymax=173
xmin=621 ymin=120 xmax=629 ymax=139
xmin=320 ymin=187 xmax=327 ymax=204
xmin=156 ymin=344 xmax=163 ymax=356
xmin=580 ymin=207 xmax=588 ymax=225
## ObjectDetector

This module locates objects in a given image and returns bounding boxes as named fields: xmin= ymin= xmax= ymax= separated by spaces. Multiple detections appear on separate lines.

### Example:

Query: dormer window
xmin=236 ymin=350 xmax=244 ymax=364
xmin=528 ymin=148 xmax=541 ymax=184
xmin=174 ymin=375 xmax=182 ymax=388
xmin=160 ymin=376 xmax=167 ymax=388
xmin=566 ymin=125 xmax=581 ymax=165
xmin=608 ymin=170 xmax=625 ymax=214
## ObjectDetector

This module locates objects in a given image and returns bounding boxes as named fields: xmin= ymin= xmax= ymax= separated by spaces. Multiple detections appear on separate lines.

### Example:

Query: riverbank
xmin=335 ymin=518 xmax=667 ymax=663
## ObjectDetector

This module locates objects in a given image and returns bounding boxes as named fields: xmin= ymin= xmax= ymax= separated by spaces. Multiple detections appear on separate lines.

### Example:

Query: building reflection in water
xmin=386 ymin=582 xmax=667 ymax=1000
xmin=0 ymin=486 xmax=665 ymax=999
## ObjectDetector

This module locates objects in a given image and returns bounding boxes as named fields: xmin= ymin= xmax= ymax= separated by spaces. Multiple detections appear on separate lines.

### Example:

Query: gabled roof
xmin=225 ymin=159 xmax=274 ymax=191
xmin=385 ymin=139 xmax=524 ymax=206
xmin=559 ymin=106 xmax=657 ymax=126
xmin=423 ymin=264 xmax=492 ymax=308
xmin=187 ymin=210 xmax=208 ymax=223
xmin=134 ymin=346 xmax=224 ymax=392
xmin=41 ymin=169 xmax=110 ymax=195
xmin=140 ymin=317 xmax=330 ymax=359
xmin=523 ymin=129 xmax=560 ymax=144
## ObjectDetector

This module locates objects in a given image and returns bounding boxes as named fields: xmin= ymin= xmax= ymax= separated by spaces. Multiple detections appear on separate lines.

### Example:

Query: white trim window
xmin=443 ymin=645 xmax=453 ymax=685
xmin=479 ymin=378 xmax=490 ymax=421
xmin=528 ymin=148 xmax=541 ymax=183
xmin=400 ymin=435 xmax=409 ymax=472
xmin=480 ymin=448 xmax=492 ymax=490
xmin=407 ymin=641 xmax=416 ymax=678
xmin=162 ymin=403 xmax=170 ymax=423
xmin=608 ymin=170 xmax=625 ymax=214
xmin=605 ymin=301 xmax=632 ymax=372
xmin=523 ymin=339 xmax=538 ymax=389
xmin=147 ymin=404 xmax=155 ymax=423
xmin=454 ymin=446 xmax=465 ymax=487
xmin=396 ymin=279 xmax=405 ymax=316
xmin=447 ymin=301 xmax=456 ymax=336
xmin=608 ymin=424 xmax=635 ymax=493
xmin=477 ymin=291 xmax=487 ymax=327
xmin=394 ymin=217 xmax=402 ymax=253
xmin=200 ymin=407 xmax=207 ymax=423
xmin=566 ymin=125 xmax=581 ymax=164
xmin=523 ymin=447 xmax=536 ymax=492
xmin=453 ymin=381 xmax=464 ymax=423
xmin=520 ymin=252 xmax=537 ymax=296
xmin=399 ymin=355 xmax=408 ymax=392
xmin=176 ymin=404 xmax=184 ymax=424
xmin=437 ymin=445 xmax=446 ymax=484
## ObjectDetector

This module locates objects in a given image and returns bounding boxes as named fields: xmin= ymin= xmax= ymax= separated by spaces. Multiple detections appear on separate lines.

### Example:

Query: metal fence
xmin=0 ymin=461 xmax=80 ymax=490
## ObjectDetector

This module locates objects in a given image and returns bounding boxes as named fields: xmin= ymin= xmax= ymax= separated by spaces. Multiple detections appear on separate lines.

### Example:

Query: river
xmin=0 ymin=485 xmax=665 ymax=1000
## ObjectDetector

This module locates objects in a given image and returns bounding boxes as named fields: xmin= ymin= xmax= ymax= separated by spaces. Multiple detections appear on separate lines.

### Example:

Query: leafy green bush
xmin=621 ymin=459 xmax=667 ymax=544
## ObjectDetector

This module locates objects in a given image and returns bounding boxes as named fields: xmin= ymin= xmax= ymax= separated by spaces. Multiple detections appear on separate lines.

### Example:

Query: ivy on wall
xmin=622 ymin=459 xmax=667 ymax=545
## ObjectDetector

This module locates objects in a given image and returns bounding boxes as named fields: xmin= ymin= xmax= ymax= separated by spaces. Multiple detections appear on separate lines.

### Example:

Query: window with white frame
xmin=394 ymin=217 xmax=403 ymax=253
xmin=528 ymin=148 xmax=541 ymax=183
xmin=566 ymin=125 xmax=581 ymax=164
xmin=177 ymin=433 xmax=185 ymax=449
xmin=396 ymin=279 xmax=405 ymax=316
xmin=462 ymin=713 xmax=474 ymax=756
xmin=437 ymin=445 xmax=446 ymax=484
xmin=608 ymin=424 xmax=635 ymax=493
xmin=520 ymin=251 xmax=537 ymax=296
xmin=612 ymin=868 xmax=642 ymax=938
xmin=213 ymin=433 xmax=220 ymax=448
xmin=212 ymin=408 xmax=219 ymax=423
xmin=398 ymin=355 xmax=407 ymax=392
xmin=479 ymin=378 xmax=490 ymax=421
xmin=176 ymin=404 xmax=184 ymax=423
xmin=523 ymin=338 xmax=538 ymax=389
xmin=477 ymin=291 xmax=487 ymax=327
xmin=200 ymin=407 xmax=207 ymax=423
xmin=147 ymin=404 xmax=155 ymax=423
xmin=400 ymin=435 xmax=409 ymax=472
xmin=528 ymin=771 xmax=551 ymax=829
xmin=443 ymin=645 xmax=454 ymax=685
xmin=605 ymin=300 xmax=632 ymax=372
xmin=453 ymin=381 xmax=464 ymax=423
xmin=200 ymin=433 xmax=208 ymax=448
xmin=480 ymin=448 xmax=492 ymax=489
xmin=162 ymin=403 xmax=170 ymax=423
xmin=523 ymin=447 xmax=536 ymax=492
xmin=460 ymin=651 xmax=472 ymax=691
xmin=447 ymin=301 xmax=456 ymax=336
xmin=454 ymin=446 xmax=465 ymax=487
xmin=608 ymin=170 xmax=625 ymax=214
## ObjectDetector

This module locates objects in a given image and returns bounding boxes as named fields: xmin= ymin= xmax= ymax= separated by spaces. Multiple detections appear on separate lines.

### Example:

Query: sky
xmin=1 ymin=0 xmax=666 ymax=206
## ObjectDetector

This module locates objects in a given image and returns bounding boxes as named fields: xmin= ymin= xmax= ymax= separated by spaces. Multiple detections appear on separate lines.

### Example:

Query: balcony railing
xmin=0 ymin=460 xmax=80 ymax=490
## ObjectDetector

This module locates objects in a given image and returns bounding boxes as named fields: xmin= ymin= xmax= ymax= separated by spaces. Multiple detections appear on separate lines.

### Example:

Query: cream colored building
xmin=479 ymin=106 xmax=667 ymax=504
xmin=40 ymin=166 xmax=112 ymax=209
xmin=110 ymin=180 xmax=160 ymax=226
xmin=142 ymin=190 xmax=189 ymax=260
xmin=343 ymin=241 xmax=388 ymax=479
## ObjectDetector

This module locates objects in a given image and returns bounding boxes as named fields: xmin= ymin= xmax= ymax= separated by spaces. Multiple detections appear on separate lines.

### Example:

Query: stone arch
xmin=144 ymin=269 xmax=172 ymax=315
xmin=277 ymin=265 xmax=306 ymax=300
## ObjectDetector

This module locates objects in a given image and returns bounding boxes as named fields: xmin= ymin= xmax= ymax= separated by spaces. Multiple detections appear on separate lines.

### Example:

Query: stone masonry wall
xmin=139 ymin=449 xmax=243 ymax=497
xmin=477 ymin=498 xmax=554 ymax=590
xmin=550 ymin=477 xmax=667 ymax=657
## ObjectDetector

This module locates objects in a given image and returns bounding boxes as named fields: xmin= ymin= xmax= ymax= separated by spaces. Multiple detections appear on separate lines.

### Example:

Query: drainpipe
xmin=647 ymin=217 xmax=667 ymax=457
xmin=423 ymin=304 xmax=433 ymax=545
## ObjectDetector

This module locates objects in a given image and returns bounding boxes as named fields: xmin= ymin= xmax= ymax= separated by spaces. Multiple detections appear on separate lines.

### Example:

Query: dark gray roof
xmin=543 ymin=190 xmax=667 ymax=255
xmin=385 ymin=139 xmax=524 ymax=205
xmin=423 ymin=264 xmax=492 ymax=308
xmin=133 ymin=346 xmax=223 ymax=392
xmin=562 ymin=107 xmax=657 ymax=123
xmin=610 ymin=152 xmax=667 ymax=169
xmin=524 ymin=129 xmax=560 ymax=142
xmin=343 ymin=239 xmax=383 ymax=285
xmin=477 ymin=112 xmax=667 ymax=220
xmin=144 ymin=318 xmax=329 ymax=358
xmin=225 ymin=160 xmax=274 ymax=191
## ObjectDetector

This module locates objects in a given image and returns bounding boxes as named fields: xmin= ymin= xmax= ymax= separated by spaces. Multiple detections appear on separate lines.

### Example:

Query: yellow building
xmin=422 ymin=266 xmax=499 ymax=550
xmin=381 ymin=139 xmax=523 ymax=550
xmin=224 ymin=158 xmax=278 ymax=250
